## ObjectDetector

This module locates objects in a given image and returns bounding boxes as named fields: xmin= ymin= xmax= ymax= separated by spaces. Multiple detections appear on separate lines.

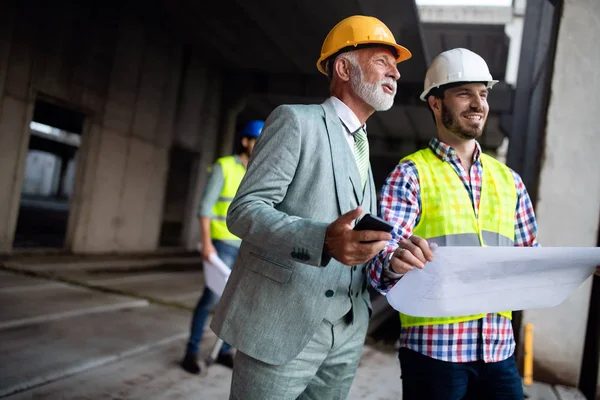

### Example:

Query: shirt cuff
xmin=382 ymin=248 xmax=405 ymax=280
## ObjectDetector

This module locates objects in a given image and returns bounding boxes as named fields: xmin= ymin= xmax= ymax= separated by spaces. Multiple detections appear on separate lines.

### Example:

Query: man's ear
xmin=241 ymin=137 xmax=248 ymax=148
xmin=428 ymin=95 xmax=441 ymax=113
xmin=333 ymin=57 xmax=351 ymax=82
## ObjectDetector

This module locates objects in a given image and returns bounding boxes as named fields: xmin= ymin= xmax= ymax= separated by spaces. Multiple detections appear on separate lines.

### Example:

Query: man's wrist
xmin=319 ymin=222 xmax=335 ymax=266
xmin=321 ymin=237 xmax=332 ymax=267
xmin=383 ymin=248 xmax=405 ymax=278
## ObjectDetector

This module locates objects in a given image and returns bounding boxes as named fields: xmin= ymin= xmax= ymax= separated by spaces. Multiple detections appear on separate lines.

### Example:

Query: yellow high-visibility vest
xmin=399 ymin=147 xmax=516 ymax=327
xmin=210 ymin=156 xmax=245 ymax=241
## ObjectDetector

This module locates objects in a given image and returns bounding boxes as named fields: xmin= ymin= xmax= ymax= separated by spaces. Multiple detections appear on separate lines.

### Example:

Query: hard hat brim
xmin=316 ymin=41 xmax=412 ymax=76
xmin=420 ymin=79 xmax=499 ymax=101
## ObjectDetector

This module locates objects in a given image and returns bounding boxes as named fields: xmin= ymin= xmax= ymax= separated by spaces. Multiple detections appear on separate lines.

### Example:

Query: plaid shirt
xmin=368 ymin=138 xmax=539 ymax=363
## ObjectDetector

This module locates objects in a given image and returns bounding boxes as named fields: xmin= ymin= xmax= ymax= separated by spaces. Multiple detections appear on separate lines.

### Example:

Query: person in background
xmin=180 ymin=120 xmax=264 ymax=375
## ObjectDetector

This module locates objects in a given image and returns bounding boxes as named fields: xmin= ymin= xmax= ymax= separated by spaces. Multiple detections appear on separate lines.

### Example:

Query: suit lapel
xmin=322 ymin=102 xmax=363 ymax=214
xmin=348 ymin=159 xmax=363 ymax=206
xmin=367 ymin=167 xmax=376 ymax=213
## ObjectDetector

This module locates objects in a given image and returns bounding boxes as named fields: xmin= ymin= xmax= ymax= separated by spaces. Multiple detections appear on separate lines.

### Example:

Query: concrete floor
xmin=0 ymin=258 xmax=403 ymax=399
xmin=0 ymin=256 xmax=583 ymax=400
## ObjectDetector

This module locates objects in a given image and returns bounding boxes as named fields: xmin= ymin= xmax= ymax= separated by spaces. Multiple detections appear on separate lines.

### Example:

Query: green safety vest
xmin=210 ymin=156 xmax=245 ymax=241
xmin=399 ymin=148 xmax=516 ymax=327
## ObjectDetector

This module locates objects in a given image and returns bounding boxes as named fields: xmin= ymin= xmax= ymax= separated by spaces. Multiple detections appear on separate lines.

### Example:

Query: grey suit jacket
xmin=210 ymin=100 xmax=377 ymax=365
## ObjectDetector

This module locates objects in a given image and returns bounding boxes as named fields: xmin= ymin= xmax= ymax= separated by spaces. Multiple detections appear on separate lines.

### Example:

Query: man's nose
xmin=470 ymin=95 xmax=484 ymax=109
xmin=388 ymin=65 xmax=400 ymax=81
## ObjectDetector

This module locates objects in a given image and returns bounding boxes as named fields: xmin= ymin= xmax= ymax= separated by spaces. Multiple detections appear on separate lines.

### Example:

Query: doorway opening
xmin=13 ymin=99 xmax=85 ymax=249
xmin=159 ymin=145 xmax=197 ymax=247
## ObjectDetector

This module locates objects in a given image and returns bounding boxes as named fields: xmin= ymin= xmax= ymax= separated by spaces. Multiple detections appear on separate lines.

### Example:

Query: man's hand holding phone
xmin=353 ymin=213 xmax=394 ymax=242
xmin=325 ymin=208 xmax=392 ymax=266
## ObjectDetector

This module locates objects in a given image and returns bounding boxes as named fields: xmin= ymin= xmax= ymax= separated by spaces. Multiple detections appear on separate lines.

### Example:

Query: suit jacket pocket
xmin=247 ymin=252 xmax=293 ymax=283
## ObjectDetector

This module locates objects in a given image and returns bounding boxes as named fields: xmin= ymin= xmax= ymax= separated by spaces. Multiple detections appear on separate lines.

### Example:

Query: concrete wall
xmin=522 ymin=0 xmax=600 ymax=391
xmin=0 ymin=2 xmax=223 ymax=253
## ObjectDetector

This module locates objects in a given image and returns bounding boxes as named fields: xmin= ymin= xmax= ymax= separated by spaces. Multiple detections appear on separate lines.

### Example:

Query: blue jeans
xmin=186 ymin=240 xmax=239 ymax=355
xmin=399 ymin=348 xmax=524 ymax=400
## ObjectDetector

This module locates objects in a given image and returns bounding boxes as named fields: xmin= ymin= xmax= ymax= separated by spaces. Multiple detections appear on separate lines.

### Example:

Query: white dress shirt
xmin=324 ymin=96 xmax=366 ymax=149
xmin=325 ymin=97 xmax=401 ymax=275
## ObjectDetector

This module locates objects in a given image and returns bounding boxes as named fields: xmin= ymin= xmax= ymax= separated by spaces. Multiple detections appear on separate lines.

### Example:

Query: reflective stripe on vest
xmin=210 ymin=156 xmax=245 ymax=241
xmin=399 ymin=148 xmax=516 ymax=328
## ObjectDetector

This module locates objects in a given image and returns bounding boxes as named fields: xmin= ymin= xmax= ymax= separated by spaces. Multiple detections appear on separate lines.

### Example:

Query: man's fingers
xmin=390 ymin=257 xmax=414 ymax=274
xmin=409 ymin=235 xmax=434 ymax=262
xmin=364 ymin=240 xmax=388 ymax=255
xmin=202 ymin=252 xmax=215 ymax=262
xmin=358 ymin=230 xmax=392 ymax=243
xmin=399 ymin=241 xmax=427 ymax=265
xmin=400 ymin=241 xmax=426 ymax=264
xmin=341 ymin=240 xmax=387 ymax=266
xmin=336 ymin=206 xmax=363 ymax=226
xmin=397 ymin=248 xmax=425 ymax=269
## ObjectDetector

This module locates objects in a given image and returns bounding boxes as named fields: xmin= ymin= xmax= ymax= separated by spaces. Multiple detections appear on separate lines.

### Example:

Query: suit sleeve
xmin=226 ymin=105 xmax=329 ymax=267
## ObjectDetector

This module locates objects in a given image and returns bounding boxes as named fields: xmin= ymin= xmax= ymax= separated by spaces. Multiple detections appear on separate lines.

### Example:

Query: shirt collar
xmin=233 ymin=155 xmax=244 ymax=166
xmin=428 ymin=137 xmax=482 ymax=163
xmin=326 ymin=96 xmax=365 ymax=135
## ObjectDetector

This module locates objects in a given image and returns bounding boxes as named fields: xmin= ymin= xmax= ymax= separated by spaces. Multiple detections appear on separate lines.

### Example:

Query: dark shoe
xmin=181 ymin=352 xmax=201 ymax=375
xmin=216 ymin=352 xmax=234 ymax=369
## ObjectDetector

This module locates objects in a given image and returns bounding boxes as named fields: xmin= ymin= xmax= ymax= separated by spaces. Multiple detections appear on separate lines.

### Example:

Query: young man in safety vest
xmin=180 ymin=120 xmax=264 ymax=375
xmin=368 ymin=48 xmax=538 ymax=399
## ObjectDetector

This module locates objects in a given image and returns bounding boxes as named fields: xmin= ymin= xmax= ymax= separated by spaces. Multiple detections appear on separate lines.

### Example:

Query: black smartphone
xmin=354 ymin=214 xmax=394 ymax=233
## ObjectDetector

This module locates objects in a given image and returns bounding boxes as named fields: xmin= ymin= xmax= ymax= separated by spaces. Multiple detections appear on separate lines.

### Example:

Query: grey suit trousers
xmin=229 ymin=300 xmax=370 ymax=400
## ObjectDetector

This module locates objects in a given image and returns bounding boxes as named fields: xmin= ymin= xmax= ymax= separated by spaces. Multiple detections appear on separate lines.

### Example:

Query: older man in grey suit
xmin=211 ymin=15 xmax=412 ymax=400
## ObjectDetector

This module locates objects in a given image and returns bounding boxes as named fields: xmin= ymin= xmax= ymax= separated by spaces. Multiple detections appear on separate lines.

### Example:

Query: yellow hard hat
xmin=316 ymin=15 xmax=412 ymax=76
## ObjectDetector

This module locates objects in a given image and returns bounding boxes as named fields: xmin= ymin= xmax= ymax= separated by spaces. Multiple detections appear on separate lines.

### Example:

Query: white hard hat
xmin=420 ymin=48 xmax=498 ymax=101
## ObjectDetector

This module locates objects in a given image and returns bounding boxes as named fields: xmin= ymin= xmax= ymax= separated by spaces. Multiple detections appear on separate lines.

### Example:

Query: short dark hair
xmin=425 ymin=85 xmax=450 ymax=123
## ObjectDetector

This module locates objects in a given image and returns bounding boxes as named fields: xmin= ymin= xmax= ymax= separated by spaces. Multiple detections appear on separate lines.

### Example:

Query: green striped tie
xmin=353 ymin=127 xmax=369 ymax=188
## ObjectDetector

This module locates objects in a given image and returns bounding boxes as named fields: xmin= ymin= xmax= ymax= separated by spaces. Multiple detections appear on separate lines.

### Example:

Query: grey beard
xmin=349 ymin=64 xmax=395 ymax=111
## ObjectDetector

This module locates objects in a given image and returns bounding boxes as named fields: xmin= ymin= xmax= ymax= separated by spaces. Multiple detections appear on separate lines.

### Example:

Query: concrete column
xmin=68 ymin=17 xmax=182 ymax=254
xmin=217 ymin=75 xmax=250 ymax=158
xmin=176 ymin=56 xmax=225 ymax=251
xmin=179 ymin=73 xmax=249 ymax=250
xmin=503 ymin=0 xmax=525 ymax=86
xmin=0 ymin=3 xmax=34 ymax=253
xmin=218 ymin=98 xmax=247 ymax=158
xmin=521 ymin=0 xmax=600 ymax=389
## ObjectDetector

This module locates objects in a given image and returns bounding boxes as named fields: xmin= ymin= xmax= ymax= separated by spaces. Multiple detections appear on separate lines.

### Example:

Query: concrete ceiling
xmin=421 ymin=23 xmax=510 ymax=80
xmin=157 ymin=0 xmax=512 ymax=148
xmin=160 ymin=0 xmax=428 ymax=81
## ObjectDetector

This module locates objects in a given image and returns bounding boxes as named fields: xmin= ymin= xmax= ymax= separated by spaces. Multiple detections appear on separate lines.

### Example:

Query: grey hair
xmin=327 ymin=51 xmax=360 ymax=76
xmin=338 ymin=51 xmax=359 ymax=68
xmin=327 ymin=51 xmax=361 ymax=90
